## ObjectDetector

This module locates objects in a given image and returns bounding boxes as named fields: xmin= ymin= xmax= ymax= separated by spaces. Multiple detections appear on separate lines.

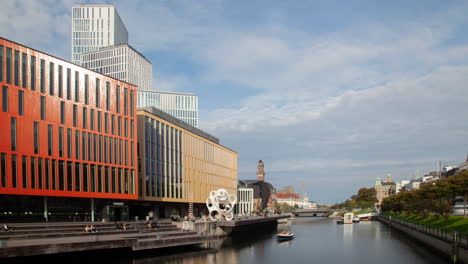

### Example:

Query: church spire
xmin=257 ymin=160 xmax=265 ymax=181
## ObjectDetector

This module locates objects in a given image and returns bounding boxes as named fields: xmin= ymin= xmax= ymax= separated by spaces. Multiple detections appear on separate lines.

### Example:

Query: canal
xmin=127 ymin=217 xmax=449 ymax=264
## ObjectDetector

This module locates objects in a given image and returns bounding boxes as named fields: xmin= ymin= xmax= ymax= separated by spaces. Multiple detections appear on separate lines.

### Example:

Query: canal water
xmin=128 ymin=217 xmax=449 ymax=264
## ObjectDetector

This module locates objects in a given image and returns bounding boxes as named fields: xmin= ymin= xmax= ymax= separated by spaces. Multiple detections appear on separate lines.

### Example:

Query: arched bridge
xmin=287 ymin=208 xmax=336 ymax=216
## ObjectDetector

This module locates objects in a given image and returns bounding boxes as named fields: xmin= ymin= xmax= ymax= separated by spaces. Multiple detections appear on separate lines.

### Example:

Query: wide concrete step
xmin=134 ymin=234 xmax=214 ymax=251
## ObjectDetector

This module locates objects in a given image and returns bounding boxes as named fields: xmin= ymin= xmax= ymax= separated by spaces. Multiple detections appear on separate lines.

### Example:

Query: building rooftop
xmin=81 ymin=43 xmax=152 ymax=64
xmin=137 ymin=106 xmax=220 ymax=145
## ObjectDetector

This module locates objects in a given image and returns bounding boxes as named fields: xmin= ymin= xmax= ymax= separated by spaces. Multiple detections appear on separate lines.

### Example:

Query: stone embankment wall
xmin=377 ymin=216 xmax=468 ymax=263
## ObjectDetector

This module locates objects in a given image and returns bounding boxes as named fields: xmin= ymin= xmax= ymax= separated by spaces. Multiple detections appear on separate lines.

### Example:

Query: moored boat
xmin=277 ymin=231 xmax=294 ymax=241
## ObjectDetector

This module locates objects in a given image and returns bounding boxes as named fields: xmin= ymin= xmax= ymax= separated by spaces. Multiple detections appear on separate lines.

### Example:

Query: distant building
xmin=137 ymin=90 xmax=199 ymax=127
xmin=278 ymin=186 xmax=295 ymax=194
xmin=81 ymin=43 xmax=153 ymax=91
xmin=375 ymin=173 xmax=396 ymax=206
xmin=72 ymin=5 xmax=128 ymax=65
xmin=395 ymin=180 xmax=410 ymax=193
xmin=236 ymin=183 xmax=254 ymax=215
xmin=257 ymin=160 xmax=265 ymax=181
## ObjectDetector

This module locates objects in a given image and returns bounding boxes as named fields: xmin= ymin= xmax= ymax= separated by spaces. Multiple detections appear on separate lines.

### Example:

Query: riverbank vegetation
xmin=384 ymin=212 xmax=468 ymax=234
xmin=381 ymin=170 xmax=468 ymax=218
xmin=332 ymin=187 xmax=377 ymax=210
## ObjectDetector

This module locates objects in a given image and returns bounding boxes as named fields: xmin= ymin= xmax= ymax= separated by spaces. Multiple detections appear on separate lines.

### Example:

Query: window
xmin=97 ymin=111 xmax=102 ymax=132
xmin=40 ymin=96 xmax=46 ymax=120
xmin=45 ymin=158 xmax=50 ymax=189
xmin=82 ymin=132 xmax=86 ymax=160
xmin=58 ymin=160 xmax=64 ymax=190
xmin=104 ymin=113 xmax=108 ymax=133
xmin=95 ymin=78 xmax=100 ymax=107
xmin=124 ymin=88 xmax=128 ymax=115
xmin=0 ymin=153 xmax=6 ymax=187
xmin=52 ymin=159 xmax=56 ymax=190
xmin=48 ymin=124 xmax=53 ymax=156
xmin=11 ymin=155 xmax=17 ymax=188
xmin=34 ymin=122 xmax=39 ymax=154
xmin=130 ymin=120 xmax=134 ymax=139
xmin=116 ymin=85 xmax=120 ymax=113
xmin=130 ymin=90 xmax=134 ymax=117
xmin=66 ymin=68 xmax=71 ymax=100
xmin=58 ymin=127 xmax=64 ymax=157
xmin=106 ymin=82 xmax=110 ymax=110
xmin=60 ymin=101 xmax=65 ymax=124
xmin=38 ymin=158 xmax=43 ymax=189
xmin=75 ymin=130 xmax=80 ymax=159
xmin=74 ymin=71 xmax=79 ymax=102
xmin=84 ymin=74 xmax=88 ymax=105
xmin=49 ymin=62 xmax=54 ymax=95
xmin=73 ymin=104 xmax=77 ymax=127
xmin=90 ymin=109 xmax=95 ymax=130
xmin=118 ymin=116 xmax=121 ymax=136
xmin=111 ymin=114 xmax=115 ymax=134
xmin=83 ymin=107 xmax=87 ymax=129
xmin=14 ymin=50 xmax=19 ymax=86
xmin=18 ymin=90 xmax=24 ymax=116
xmin=67 ymin=128 xmax=72 ymax=158
xmin=40 ymin=59 xmax=45 ymax=93
xmin=6 ymin=48 xmax=11 ymax=84
xmin=21 ymin=53 xmax=27 ymax=89
xmin=58 ymin=65 xmax=63 ymax=98
xmin=30 ymin=157 xmax=36 ymax=189
xmin=67 ymin=161 xmax=73 ymax=191
xmin=30 ymin=56 xmax=36 ymax=91
xmin=0 ymin=46 xmax=3 ymax=82
xmin=75 ymin=162 xmax=80 ymax=191
xmin=11 ymin=117 xmax=16 ymax=151
xmin=2 ymin=86 xmax=8 ymax=112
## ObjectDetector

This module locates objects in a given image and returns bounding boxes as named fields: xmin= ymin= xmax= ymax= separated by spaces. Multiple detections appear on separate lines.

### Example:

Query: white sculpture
xmin=206 ymin=188 xmax=237 ymax=221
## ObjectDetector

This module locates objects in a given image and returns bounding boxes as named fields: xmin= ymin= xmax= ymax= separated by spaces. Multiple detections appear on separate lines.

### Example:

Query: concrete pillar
xmin=91 ymin=198 xmax=95 ymax=222
xmin=43 ymin=197 xmax=48 ymax=222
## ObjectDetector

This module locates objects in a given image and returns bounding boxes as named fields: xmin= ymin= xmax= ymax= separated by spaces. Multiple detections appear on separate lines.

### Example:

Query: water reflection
xmin=125 ymin=218 xmax=448 ymax=264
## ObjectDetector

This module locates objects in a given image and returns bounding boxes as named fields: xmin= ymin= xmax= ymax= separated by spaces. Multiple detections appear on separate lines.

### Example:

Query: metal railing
xmin=381 ymin=215 xmax=468 ymax=249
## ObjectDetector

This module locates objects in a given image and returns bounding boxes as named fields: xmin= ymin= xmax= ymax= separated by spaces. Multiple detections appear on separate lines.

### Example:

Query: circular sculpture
xmin=206 ymin=189 xmax=237 ymax=221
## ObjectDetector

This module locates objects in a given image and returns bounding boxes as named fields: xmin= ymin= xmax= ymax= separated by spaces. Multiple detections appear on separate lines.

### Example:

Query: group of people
xmin=114 ymin=221 xmax=128 ymax=231
xmin=83 ymin=225 xmax=97 ymax=233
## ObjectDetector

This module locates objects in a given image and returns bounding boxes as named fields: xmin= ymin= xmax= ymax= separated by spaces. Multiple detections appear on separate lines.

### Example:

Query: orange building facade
xmin=0 ymin=38 xmax=138 ymax=221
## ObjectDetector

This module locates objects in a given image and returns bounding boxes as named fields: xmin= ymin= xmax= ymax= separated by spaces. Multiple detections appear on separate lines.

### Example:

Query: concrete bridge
xmin=288 ymin=208 xmax=336 ymax=216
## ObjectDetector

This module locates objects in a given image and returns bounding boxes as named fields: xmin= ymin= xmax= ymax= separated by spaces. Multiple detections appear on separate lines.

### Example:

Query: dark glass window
xmin=47 ymin=124 xmax=53 ymax=155
xmin=82 ymin=107 xmax=87 ymax=129
xmin=11 ymin=117 xmax=16 ymax=151
xmin=67 ymin=128 xmax=72 ymax=158
xmin=49 ymin=62 xmax=54 ymax=95
xmin=90 ymin=109 xmax=94 ymax=130
xmin=84 ymin=74 xmax=89 ymax=105
xmin=130 ymin=90 xmax=134 ymax=117
xmin=75 ymin=162 xmax=80 ymax=191
xmin=45 ymin=158 xmax=50 ymax=189
xmin=124 ymin=88 xmax=128 ymax=115
xmin=2 ymin=86 xmax=8 ymax=112
xmin=105 ymin=166 xmax=109 ymax=193
xmin=38 ymin=158 xmax=43 ymax=189
xmin=74 ymin=71 xmax=79 ymax=102
xmin=40 ymin=96 xmax=46 ymax=120
xmin=0 ymin=46 xmax=3 ymax=82
xmin=34 ymin=122 xmax=39 ymax=154
xmin=116 ymin=85 xmax=120 ymax=113
xmin=97 ymin=111 xmax=102 ymax=132
xmin=111 ymin=114 xmax=115 ymax=135
xmin=14 ymin=50 xmax=19 ymax=86
xmin=75 ymin=130 xmax=80 ymax=159
xmin=130 ymin=120 xmax=134 ymax=138
xmin=0 ymin=153 xmax=6 ymax=187
xmin=97 ymin=166 xmax=102 ymax=192
xmin=58 ymin=127 xmax=63 ymax=157
xmin=40 ymin=59 xmax=45 ymax=93
xmin=67 ymin=161 xmax=73 ymax=191
xmin=18 ymin=90 xmax=24 ymax=116
xmin=52 ymin=159 xmax=56 ymax=190
xmin=58 ymin=160 xmax=64 ymax=190
xmin=30 ymin=157 xmax=36 ymax=189
xmin=6 ymin=48 xmax=11 ymax=84
xmin=88 ymin=132 xmax=92 ymax=162
xmin=73 ymin=104 xmax=77 ymax=127
xmin=58 ymin=65 xmax=63 ymax=98
xmin=12 ymin=154 xmax=17 ymax=188
xmin=66 ymin=68 xmax=71 ymax=100
xmin=60 ymin=101 xmax=65 ymax=124
xmin=95 ymin=78 xmax=100 ymax=107
xmin=82 ymin=132 xmax=86 ymax=160
xmin=88 ymin=164 xmax=94 ymax=192
xmin=93 ymin=134 xmax=97 ymax=162
xmin=21 ymin=53 xmax=27 ymax=88
xmin=106 ymin=82 xmax=110 ymax=110
xmin=30 ymin=56 xmax=36 ymax=91
xmin=104 ymin=113 xmax=108 ymax=133
xmin=118 ymin=116 xmax=121 ymax=136
xmin=124 ymin=118 xmax=128 ymax=137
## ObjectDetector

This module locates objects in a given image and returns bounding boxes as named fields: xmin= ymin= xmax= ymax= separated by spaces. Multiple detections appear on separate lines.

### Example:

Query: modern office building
xmin=0 ymin=37 xmax=138 ymax=222
xmin=81 ymin=44 xmax=153 ymax=91
xmin=71 ymin=5 xmax=128 ymax=65
xmin=138 ymin=90 xmax=199 ymax=127
xmin=137 ymin=106 xmax=237 ymax=218
xmin=236 ymin=187 xmax=254 ymax=215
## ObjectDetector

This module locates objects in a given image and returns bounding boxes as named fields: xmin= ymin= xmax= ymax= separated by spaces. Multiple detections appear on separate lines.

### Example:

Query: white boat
xmin=343 ymin=213 xmax=354 ymax=224
xmin=353 ymin=217 xmax=360 ymax=223
xmin=277 ymin=231 xmax=294 ymax=241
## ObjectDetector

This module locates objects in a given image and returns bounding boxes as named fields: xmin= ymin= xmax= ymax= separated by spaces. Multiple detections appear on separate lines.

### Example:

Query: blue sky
xmin=2 ymin=0 xmax=468 ymax=203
